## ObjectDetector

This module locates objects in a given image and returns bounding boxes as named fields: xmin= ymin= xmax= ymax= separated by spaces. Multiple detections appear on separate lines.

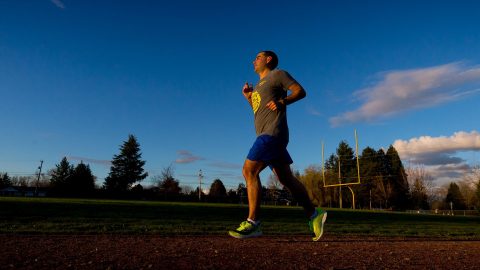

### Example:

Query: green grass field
xmin=1 ymin=197 xmax=479 ymax=238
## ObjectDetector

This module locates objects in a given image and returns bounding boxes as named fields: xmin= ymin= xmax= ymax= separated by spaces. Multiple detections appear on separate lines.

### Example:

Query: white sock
xmin=247 ymin=218 xmax=259 ymax=225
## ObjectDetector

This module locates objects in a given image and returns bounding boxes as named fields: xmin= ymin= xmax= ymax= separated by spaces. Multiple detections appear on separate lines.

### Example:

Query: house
xmin=0 ymin=187 xmax=22 ymax=196
xmin=0 ymin=186 xmax=47 ymax=197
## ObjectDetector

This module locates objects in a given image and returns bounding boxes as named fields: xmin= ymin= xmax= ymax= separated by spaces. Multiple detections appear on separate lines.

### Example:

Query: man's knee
xmin=242 ymin=160 xmax=264 ymax=181
xmin=242 ymin=165 xmax=257 ymax=181
xmin=242 ymin=165 xmax=252 ymax=179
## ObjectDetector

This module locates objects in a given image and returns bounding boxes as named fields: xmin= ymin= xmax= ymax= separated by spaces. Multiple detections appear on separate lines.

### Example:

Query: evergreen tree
xmin=103 ymin=135 xmax=148 ymax=192
xmin=336 ymin=141 xmax=357 ymax=208
xmin=386 ymin=146 xmax=410 ymax=210
xmin=374 ymin=149 xmax=391 ymax=208
xmin=322 ymin=143 xmax=410 ymax=210
xmin=446 ymin=182 xmax=466 ymax=210
xmin=70 ymin=162 xmax=96 ymax=197
xmin=209 ymin=179 xmax=227 ymax=202
xmin=323 ymin=153 xmax=338 ymax=207
xmin=0 ymin=172 xmax=12 ymax=188
xmin=49 ymin=157 xmax=74 ymax=196
xmin=336 ymin=141 xmax=356 ymax=182
xmin=325 ymin=153 xmax=337 ymax=171
xmin=358 ymin=147 xmax=379 ymax=209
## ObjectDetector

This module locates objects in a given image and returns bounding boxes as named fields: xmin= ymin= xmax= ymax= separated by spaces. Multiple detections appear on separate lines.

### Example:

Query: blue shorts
xmin=247 ymin=135 xmax=293 ymax=167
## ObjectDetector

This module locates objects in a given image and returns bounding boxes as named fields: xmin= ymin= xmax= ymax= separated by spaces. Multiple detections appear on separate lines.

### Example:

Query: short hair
xmin=260 ymin=50 xmax=278 ymax=70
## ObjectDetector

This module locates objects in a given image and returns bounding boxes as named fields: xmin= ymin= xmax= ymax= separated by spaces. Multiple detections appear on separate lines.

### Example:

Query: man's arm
xmin=266 ymin=82 xmax=306 ymax=111
xmin=282 ymin=82 xmax=306 ymax=105
xmin=242 ymin=82 xmax=253 ymax=107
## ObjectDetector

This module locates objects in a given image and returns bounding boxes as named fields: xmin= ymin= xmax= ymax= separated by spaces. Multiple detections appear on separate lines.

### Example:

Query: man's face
xmin=253 ymin=52 xmax=271 ymax=73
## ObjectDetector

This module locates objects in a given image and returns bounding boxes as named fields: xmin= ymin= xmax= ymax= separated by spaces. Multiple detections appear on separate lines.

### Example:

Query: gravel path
xmin=1 ymin=235 xmax=479 ymax=269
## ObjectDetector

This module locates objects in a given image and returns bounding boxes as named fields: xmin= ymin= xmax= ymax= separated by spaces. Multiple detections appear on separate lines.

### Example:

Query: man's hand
xmin=242 ymin=82 xmax=253 ymax=99
xmin=265 ymin=82 xmax=306 ymax=112
xmin=265 ymin=99 xmax=286 ymax=111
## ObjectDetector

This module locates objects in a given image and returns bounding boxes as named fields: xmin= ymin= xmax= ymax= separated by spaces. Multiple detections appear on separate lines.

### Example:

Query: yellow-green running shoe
xmin=228 ymin=220 xmax=262 ymax=239
xmin=309 ymin=209 xmax=327 ymax=241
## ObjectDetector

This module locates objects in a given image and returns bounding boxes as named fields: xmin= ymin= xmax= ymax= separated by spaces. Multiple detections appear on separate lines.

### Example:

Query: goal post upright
xmin=322 ymin=129 xmax=361 ymax=188
xmin=355 ymin=129 xmax=360 ymax=184
xmin=321 ymin=129 xmax=361 ymax=209
xmin=322 ymin=140 xmax=325 ymax=187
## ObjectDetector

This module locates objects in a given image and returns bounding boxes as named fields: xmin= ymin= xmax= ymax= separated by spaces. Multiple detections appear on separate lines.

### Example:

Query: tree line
xmin=1 ymin=135 xmax=479 ymax=211
xmin=0 ymin=135 xmax=239 ymax=202
xmin=297 ymin=141 xmax=480 ymax=211
xmin=298 ymin=141 xmax=410 ymax=210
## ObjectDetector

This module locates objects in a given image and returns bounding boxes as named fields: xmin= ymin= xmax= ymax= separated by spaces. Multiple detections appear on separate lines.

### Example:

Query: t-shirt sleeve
xmin=277 ymin=70 xmax=297 ymax=91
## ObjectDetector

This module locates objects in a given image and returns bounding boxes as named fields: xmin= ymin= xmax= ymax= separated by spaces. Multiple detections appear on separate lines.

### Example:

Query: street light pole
xmin=198 ymin=170 xmax=203 ymax=201
xmin=35 ymin=160 xmax=43 ymax=196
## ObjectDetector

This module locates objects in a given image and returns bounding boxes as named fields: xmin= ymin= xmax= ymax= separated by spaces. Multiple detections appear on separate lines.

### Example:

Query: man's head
xmin=253 ymin=51 xmax=278 ymax=74
xmin=261 ymin=51 xmax=278 ymax=70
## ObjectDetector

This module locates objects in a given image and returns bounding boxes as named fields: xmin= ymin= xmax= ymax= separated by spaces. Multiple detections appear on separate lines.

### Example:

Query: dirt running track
xmin=1 ymin=235 xmax=479 ymax=270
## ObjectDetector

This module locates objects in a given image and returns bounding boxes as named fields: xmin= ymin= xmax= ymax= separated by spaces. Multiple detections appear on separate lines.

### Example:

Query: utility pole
xmin=35 ymin=160 xmax=43 ymax=196
xmin=198 ymin=170 xmax=203 ymax=201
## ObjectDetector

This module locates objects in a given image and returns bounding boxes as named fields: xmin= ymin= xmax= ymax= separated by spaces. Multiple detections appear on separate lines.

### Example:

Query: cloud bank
xmin=50 ymin=0 xmax=65 ymax=9
xmin=330 ymin=62 xmax=480 ymax=126
xmin=393 ymin=131 xmax=480 ymax=182
xmin=175 ymin=150 xmax=204 ymax=164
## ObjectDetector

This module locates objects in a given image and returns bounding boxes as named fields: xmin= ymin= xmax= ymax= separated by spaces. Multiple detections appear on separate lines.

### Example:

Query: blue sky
xmin=1 ymin=0 xmax=480 ymax=190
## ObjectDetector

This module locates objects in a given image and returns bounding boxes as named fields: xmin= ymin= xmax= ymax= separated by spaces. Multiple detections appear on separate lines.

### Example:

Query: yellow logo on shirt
xmin=252 ymin=91 xmax=261 ymax=114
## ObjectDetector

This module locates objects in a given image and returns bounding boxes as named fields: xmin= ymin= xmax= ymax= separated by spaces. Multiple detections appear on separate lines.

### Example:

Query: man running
xmin=228 ymin=50 xmax=327 ymax=241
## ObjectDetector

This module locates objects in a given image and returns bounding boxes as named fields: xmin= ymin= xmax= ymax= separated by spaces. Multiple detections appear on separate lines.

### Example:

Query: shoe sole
xmin=312 ymin=212 xmax=327 ymax=241
xmin=228 ymin=230 xmax=263 ymax=239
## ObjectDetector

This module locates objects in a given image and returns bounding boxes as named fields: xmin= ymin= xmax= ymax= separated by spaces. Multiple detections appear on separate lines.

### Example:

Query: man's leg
xmin=272 ymin=163 xmax=315 ymax=217
xmin=228 ymin=159 xmax=266 ymax=239
xmin=272 ymin=163 xmax=327 ymax=241
xmin=242 ymin=159 xmax=267 ymax=221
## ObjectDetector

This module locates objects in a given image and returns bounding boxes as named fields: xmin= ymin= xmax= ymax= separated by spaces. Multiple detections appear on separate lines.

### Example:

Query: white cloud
xmin=175 ymin=150 xmax=204 ymax=164
xmin=392 ymin=131 xmax=480 ymax=184
xmin=50 ymin=0 xmax=65 ymax=9
xmin=393 ymin=131 xmax=480 ymax=159
xmin=330 ymin=62 xmax=480 ymax=127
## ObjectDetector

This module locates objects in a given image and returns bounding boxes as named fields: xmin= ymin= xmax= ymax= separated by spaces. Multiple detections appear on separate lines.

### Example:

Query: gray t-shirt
xmin=251 ymin=69 xmax=297 ymax=143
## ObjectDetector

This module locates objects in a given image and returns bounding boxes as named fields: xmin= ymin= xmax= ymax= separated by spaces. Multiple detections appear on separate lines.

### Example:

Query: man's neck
xmin=258 ymin=69 xmax=271 ymax=80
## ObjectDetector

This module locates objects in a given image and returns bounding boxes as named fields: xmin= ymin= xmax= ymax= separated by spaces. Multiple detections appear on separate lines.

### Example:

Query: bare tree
xmin=458 ymin=165 xmax=480 ymax=209
xmin=155 ymin=165 xmax=181 ymax=198
xmin=406 ymin=165 xmax=435 ymax=206
xmin=266 ymin=174 xmax=282 ymax=204
xmin=298 ymin=165 xmax=323 ymax=206
xmin=267 ymin=173 xmax=282 ymax=190
xmin=375 ymin=176 xmax=391 ymax=209
xmin=9 ymin=175 xmax=49 ymax=187
xmin=180 ymin=185 xmax=193 ymax=195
